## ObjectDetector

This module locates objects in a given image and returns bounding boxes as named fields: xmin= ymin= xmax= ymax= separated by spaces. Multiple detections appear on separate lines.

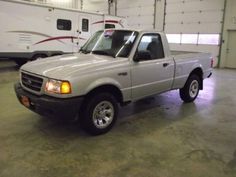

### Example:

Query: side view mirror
xmin=133 ymin=50 xmax=151 ymax=62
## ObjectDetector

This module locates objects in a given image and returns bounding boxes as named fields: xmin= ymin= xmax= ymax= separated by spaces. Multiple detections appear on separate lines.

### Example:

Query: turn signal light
xmin=61 ymin=82 xmax=71 ymax=94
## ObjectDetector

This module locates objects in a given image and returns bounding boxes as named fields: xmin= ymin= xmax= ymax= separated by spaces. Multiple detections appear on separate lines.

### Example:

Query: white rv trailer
xmin=0 ymin=0 xmax=127 ymax=65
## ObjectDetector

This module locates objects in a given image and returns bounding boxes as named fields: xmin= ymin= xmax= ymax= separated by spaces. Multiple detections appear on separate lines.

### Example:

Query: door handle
xmin=163 ymin=63 xmax=169 ymax=67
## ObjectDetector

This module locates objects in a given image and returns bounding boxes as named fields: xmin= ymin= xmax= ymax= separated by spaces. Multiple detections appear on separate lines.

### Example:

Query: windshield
xmin=80 ymin=30 xmax=138 ymax=58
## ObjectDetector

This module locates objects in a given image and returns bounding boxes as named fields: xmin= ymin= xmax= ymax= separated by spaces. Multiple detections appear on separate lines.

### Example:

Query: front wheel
xmin=80 ymin=92 xmax=118 ymax=135
xmin=179 ymin=75 xmax=201 ymax=103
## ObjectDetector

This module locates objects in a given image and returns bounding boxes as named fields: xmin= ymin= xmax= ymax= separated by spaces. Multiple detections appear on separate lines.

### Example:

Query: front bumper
xmin=14 ymin=82 xmax=84 ymax=119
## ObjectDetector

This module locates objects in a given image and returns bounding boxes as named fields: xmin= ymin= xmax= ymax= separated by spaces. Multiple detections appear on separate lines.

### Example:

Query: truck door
xmin=131 ymin=33 xmax=175 ymax=100
xmin=78 ymin=16 xmax=91 ymax=48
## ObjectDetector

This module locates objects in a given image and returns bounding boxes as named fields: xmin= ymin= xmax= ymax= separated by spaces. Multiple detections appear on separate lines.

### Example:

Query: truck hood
xmin=21 ymin=53 xmax=125 ymax=79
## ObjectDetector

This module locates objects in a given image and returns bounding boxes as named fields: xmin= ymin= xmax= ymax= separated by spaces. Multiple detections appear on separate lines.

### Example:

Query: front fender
xmin=85 ymin=77 xmax=122 ymax=94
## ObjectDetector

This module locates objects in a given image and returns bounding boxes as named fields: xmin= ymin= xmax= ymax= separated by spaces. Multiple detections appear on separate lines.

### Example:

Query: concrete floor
xmin=0 ymin=60 xmax=236 ymax=177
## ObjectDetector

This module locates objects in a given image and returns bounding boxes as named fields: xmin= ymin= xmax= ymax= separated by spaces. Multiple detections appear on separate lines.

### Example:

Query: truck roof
xmin=105 ymin=28 xmax=165 ymax=34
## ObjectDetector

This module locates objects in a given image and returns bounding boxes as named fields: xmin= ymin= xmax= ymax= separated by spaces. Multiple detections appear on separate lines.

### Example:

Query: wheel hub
xmin=189 ymin=80 xmax=199 ymax=98
xmin=93 ymin=101 xmax=114 ymax=129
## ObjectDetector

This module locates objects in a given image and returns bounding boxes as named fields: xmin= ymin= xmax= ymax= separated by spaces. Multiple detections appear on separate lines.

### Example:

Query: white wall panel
xmin=165 ymin=11 xmax=223 ymax=24
xmin=118 ymin=6 xmax=154 ymax=16
xmin=166 ymin=23 xmax=222 ymax=34
xmin=29 ymin=0 xmax=108 ymax=13
xmin=166 ymin=0 xmax=224 ymax=12
xmin=165 ymin=0 xmax=224 ymax=33
xmin=117 ymin=0 xmax=155 ymax=29
xmin=82 ymin=0 xmax=108 ymax=14
xmin=25 ymin=0 xmax=81 ymax=9
xmin=117 ymin=0 xmax=154 ymax=8
xmin=128 ymin=16 xmax=154 ymax=25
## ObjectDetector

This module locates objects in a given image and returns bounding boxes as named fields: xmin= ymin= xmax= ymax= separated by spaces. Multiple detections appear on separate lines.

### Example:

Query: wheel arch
xmin=85 ymin=84 xmax=124 ymax=104
xmin=188 ymin=67 xmax=203 ymax=89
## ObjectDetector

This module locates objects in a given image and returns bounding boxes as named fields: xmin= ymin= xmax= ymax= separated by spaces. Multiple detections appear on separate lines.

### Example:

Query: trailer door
xmin=78 ymin=16 xmax=91 ymax=47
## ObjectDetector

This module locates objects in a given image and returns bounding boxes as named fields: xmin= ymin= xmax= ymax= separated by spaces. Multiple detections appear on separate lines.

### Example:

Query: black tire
xmin=80 ymin=92 xmax=119 ymax=135
xmin=51 ymin=53 xmax=62 ymax=57
xmin=14 ymin=59 xmax=28 ymax=66
xmin=180 ymin=74 xmax=201 ymax=103
xmin=31 ymin=54 xmax=47 ymax=61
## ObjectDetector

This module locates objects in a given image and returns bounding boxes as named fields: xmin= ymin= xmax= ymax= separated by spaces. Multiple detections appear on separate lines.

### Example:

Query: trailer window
xmin=57 ymin=19 xmax=71 ymax=31
xmin=105 ymin=24 xmax=115 ymax=29
xmin=82 ymin=19 xmax=89 ymax=32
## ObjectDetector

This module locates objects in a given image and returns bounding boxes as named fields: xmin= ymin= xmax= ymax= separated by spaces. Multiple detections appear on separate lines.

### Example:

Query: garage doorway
xmin=226 ymin=31 xmax=236 ymax=68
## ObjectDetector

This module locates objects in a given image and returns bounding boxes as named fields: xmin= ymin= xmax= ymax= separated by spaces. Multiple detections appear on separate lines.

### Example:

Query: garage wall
xmin=117 ymin=0 xmax=155 ymax=29
xmin=165 ymin=0 xmax=225 ymax=66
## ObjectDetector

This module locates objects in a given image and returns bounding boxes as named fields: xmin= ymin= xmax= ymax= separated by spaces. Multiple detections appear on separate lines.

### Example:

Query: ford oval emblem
xmin=27 ymin=79 xmax=32 ymax=84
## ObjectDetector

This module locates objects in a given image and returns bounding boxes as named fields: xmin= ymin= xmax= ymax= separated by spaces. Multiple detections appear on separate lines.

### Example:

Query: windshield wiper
xmin=92 ymin=50 xmax=115 ymax=58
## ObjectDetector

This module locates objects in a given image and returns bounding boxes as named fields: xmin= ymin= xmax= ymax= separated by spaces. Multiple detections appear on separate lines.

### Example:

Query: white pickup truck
xmin=15 ymin=29 xmax=213 ymax=135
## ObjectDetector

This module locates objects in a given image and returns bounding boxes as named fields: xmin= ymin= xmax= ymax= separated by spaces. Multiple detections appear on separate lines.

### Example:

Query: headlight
xmin=45 ymin=79 xmax=71 ymax=94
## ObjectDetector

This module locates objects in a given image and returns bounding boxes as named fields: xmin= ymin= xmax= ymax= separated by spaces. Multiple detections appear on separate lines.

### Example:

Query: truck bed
xmin=171 ymin=50 xmax=210 ymax=61
xmin=171 ymin=50 xmax=200 ymax=55
xmin=170 ymin=50 xmax=212 ymax=89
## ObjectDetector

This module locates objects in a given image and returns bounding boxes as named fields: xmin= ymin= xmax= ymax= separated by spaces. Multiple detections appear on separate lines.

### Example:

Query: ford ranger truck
xmin=14 ymin=29 xmax=213 ymax=135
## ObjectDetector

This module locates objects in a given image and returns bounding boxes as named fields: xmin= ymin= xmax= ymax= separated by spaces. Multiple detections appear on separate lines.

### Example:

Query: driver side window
xmin=137 ymin=34 xmax=165 ymax=60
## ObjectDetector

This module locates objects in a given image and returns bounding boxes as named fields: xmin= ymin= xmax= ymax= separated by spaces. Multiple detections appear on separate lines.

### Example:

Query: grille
xmin=21 ymin=72 xmax=43 ymax=92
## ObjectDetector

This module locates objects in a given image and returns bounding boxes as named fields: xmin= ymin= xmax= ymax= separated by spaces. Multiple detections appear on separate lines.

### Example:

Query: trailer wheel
xmin=51 ymin=53 xmax=62 ymax=57
xmin=80 ymin=92 xmax=118 ymax=135
xmin=14 ymin=59 xmax=28 ymax=67
xmin=179 ymin=74 xmax=201 ymax=103
xmin=31 ymin=54 xmax=47 ymax=61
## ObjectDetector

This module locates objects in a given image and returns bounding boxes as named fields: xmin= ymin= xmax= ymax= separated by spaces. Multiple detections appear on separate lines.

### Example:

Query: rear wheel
xmin=80 ymin=92 xmax=118 ymax=135
xmin=180 ymin=74 xmax=201 ymax=103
